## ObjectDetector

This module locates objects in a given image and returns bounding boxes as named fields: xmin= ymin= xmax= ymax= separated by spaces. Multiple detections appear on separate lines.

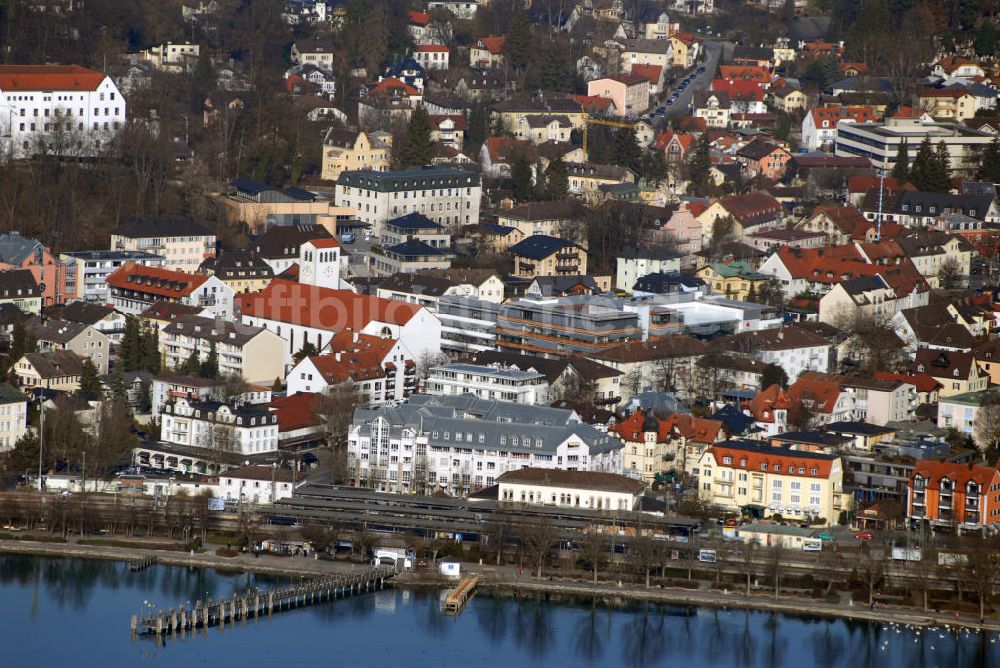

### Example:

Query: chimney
xmin=335 ymin=352 xmax=342 ymax=361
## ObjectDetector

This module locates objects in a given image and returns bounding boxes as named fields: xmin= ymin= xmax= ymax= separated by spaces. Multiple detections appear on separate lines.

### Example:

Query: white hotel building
xmin=0 ymin=65 xmax=126 ymax=160
xmin=335 ymin=166 xmax=481 ymax=233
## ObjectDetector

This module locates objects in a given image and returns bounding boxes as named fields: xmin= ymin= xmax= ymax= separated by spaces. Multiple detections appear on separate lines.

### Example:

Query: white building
xmin=335 ymin=166 xmax=481 ymax=231
xmin=0 ymin=64 xmax=126 ymax=161
xmin=61 ymin=250 xmax=165 ymax=303
xmin=239 ymin=279 xmax=441 ymax=369
xmin=136 ymin=42 xmax=200 ymax=73
xmin=0 ymin=382 xmax=28 ymax=452
xmin=347 ymin=395 xmax=623 ymax=496
xmin=106 ymin=263 xmax=235 ymax=318
xmin=615 ymin=246 xmax=683 ymax=292
xmin=219 ymin=464 xmax=298 ymax=505
xmin=414 ymin=44 xmax=450 ymax=70
xmin=160 ymin=315 xmax=286 ymax=384
xmin=296 ymin=237 xmax=345 ymax=290
xmin=160 ymin=396 xmax=280 ymax=456
xmin=425 ymin=363 xmax=549 ymax=405
xmin=496 ymin=467 xmax=644 ymax=511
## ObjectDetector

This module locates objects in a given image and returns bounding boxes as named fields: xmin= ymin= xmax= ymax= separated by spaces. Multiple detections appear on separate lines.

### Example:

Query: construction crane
xmin=582 ymin=114 xmax=638 ymax=159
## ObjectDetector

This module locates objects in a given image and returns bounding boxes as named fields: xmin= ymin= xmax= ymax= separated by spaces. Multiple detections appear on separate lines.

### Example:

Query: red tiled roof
xmin=408 ymin=10 xmax=430 ymax=25
xmin=239 ymin=279 xmax=422 ymax=330
xmin=607 ymin=72 xmax=648 ymax=86
xmin=653 ymin=130 xmax=696 ymax=152
xmin=106 ymin=263 xmax=208 ymax=298
xmin=718 ymin=65 xmax=770 ymax=82
xmin=872 ymin=371 xmax=942 ymax=394
xmin=912 ymin=460 xmax=1000 ymax=487
xmin=717 ymin=192 xmax=783 ymax=225
xmin=306 ymin=238 xmax=341 ymax=249
xmin=630 ymin=63 xmax=663 ymax=85
xmin=485 ymin=136 xmax=537 ymax=163
xmin=476 ymin=36 xmax=505 ymax=54
xmin=568 ymin=94 xmax=615 ymax=113
xmin=0 ymin=65 xmax=105 ymax=91
xmin=705 ymin=443 xmax=834 ymax=478
xmin=268 ymin=392 xmax=321 ymax=431
xmin=672 ymin=31 xmax=699 ymax=46
xmin=774 ymin=245 xmax=928 ymax=297
xmin=371 ymin=77 xmax=419 ymax=96
xmin=416 ymin=44 xmax=449 ymax=52
xmin=309 ymin=352 xmax=386 ymax=383
xmin=611 ymin=410 xmax=724 ymax=445
xmin=711 ymin=78 xmax=765 ymax=101
xmin=809 ymin=105 xmax=878 ymax=126
xmin=429 ymin=114 xmax=468 ymax=131
xmin=935 ymin=55 xmax=982 ymax=75
xmin=748 ymin=384 xmax=793 ymax=423
xmin=327 ymin=330 xmax=397 ymax=359
xmin=788 ymin=377 xmax=842 ymax=415
xmin=812 ymin=205 xmax=869 ymax=236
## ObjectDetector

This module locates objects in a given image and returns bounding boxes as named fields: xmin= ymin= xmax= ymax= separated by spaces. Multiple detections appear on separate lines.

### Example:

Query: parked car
xmin=854 ymin=532 xmax=874 ymax=540
xmin=340 ymin=232 xmax=356 ymax=244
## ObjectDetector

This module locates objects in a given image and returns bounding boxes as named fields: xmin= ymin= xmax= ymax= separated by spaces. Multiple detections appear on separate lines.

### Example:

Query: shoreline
xmin=2 ymin=538 xmax=998 ymax=633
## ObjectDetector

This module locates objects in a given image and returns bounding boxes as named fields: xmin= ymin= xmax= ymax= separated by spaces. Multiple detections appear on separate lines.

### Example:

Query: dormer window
xmin=723 ymin=456 xmax=733 ymax=465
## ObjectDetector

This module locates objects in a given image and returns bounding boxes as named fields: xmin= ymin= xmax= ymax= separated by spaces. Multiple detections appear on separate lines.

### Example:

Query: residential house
xmin=253 ymin=223 xmax=333 ymax=276
xmin=161 ymin=315 xmax=285 ymax=384
xmin=0 ymin=269 xmax=42 ymax=315
xmin=0 ymin=232 xmax=66 ymax=306
xmin=414 ymin=44 xmax=450 ymax=71
xmin=470 ymin=36 xmax=505 ymax=69
xmin=586 ymin=74 xmax=650 ymax=117
xmin=566 ymin=162 xmax=635 ymax=201
xmin=13 ymin=350 xmax=85 ymax=392
xmin=376 ymin=269 xmax=505 ymax=309
xmin=290 ymin=37 xmax=336 ymax=70
xmin=716 ymin=325 xmax=831 ymax=381
xmin=109 ymin=218 xmax=216 ymax=272
xmin=496 ymin=201 xmax=586 ymax=239
xmin=910 ymin=349 xmax=987 ymax=397
xmin=106 ymin=264 xmax=234 ymax=318
xmin=160 ymin=396 xmax=279 ymax=455
xmin=696 ymin=261 xmax=772 ymax=301
xmin=510 ymin=235 xmax=588 ymax=278
xmin=50 ymin=301 xmax=125 ymax=343
xmin=734 ymin=139 xmax=792 ymax=180
xmin=916 ymin=88 xmax=977 ymax=121
xmin=908 ymin=460 xmax=1000 ymax=533
xmin=770 ymin=87 xmax=809 ymax=114
xmin=615 ymin=245 xmax=683 ymax=292
xmin=219 ymin=465 xmax=298 ymax=505
xmin=0 ymin=383 xmax=27 ymax=451
xmin=320 ymin=129 xmax=390 ymax=182
xmin=800 ymin=106 xmax=878 ymax=152
xmin=620 ymin=38 xmax=673 ymax=72
xmin=428 ymin=115 xmax=466 ymax=149
xmin=697 ymin=192 xmax=785 ymax=242
xmin=199 ymin=250 xmax=274 ymax=294
xmin=589 ymin=335 xmax=708 ymax=403
xmin=692 ymin=91 xmax=731 ymax=128
xmin=61 ymin=250 xmax=165 ymax=304
xmin=936 ymin=390 xmax=996 ymax=435
xmin=670 ymin=32 xmax=701 ymax=68
xmin=818 ymin=275 xmax=901 ymax=326
xmin=27 ymin=318 xmax=110 ymax=375
xmin=697 ymin=441 xmax=850 ymax=525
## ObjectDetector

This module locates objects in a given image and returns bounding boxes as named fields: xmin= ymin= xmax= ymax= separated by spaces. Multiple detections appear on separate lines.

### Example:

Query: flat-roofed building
xmin=426 ymin=363 xmax=549 ymax=405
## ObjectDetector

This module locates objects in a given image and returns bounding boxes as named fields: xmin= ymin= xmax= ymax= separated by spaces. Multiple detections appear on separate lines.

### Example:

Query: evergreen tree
xmin=927 ymin=141 xmax=952 ymax=193
xmin=511 ymin=153 xmax=535 ymax=201
xmin=544 ymin=156 xmax=568 ymax=200
xmin=120 ymin=317 xmax=141 ymax=372
xmin=908 ymin=137 xmax=934 ymax=191
xmin=689 ymin=134 xmax=711 ymax=196
xmin=272 ymin=377 xmax=283 ymax=393
xmin=78 ymin=358 xmax=101 ymax=398
xmin=6 ymin=316 xmax=34 ymax=373
xmin=641 ymin=150 xmax=668 ymax=186
xmin=611 ymin=126 xmax=640 ymax=170
xmin=106 ymin=369 xmax=127 ymax=403
xmin=503 ymin=9 xmax=533 ymax=72
xmin=200 ymin=339 xmax=219 ymax=379
xmin=979 ymin=137 xmax=1000 ymax=184
xmin=891 ymin=139 xmax=909 ymax=183
xmin=466 ymin=102 xmax=488 ymax=150
xmin=182 ymin=349 xmax=201 ymax=376
xmin=142 ymin=327 xmax=161 ymax=374
xmin=190 ymin=50 xmax=216 ymax=113
xmin=760 ymin=363 xmax=789 ymax=390
xmin=399 ymin=106 xmax=435 ymax=168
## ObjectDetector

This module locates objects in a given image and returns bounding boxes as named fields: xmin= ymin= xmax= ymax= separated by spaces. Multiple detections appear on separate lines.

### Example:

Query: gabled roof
xmin=912 ymin=460 xmax=999 ymax=487
xmin=705 ymin=440 xmax=835 ymax=478
xmin=475 ymin=36 xmax=505 ymax=54
xmin=496 ymin=467 xmax=644 ymax=494
xmin=591 ymin=335 xmax=707 ymax=363
xmin=736 ymin=138 xmax=787 ymax=161
xmin=106 ymin=264 xmax=208 ymax=298
xmin=788 ymin=377 xmax=843 ymax=415
xmin=254 ymin=223 xmax=332 ymax=259
xmin=239 ymin=279 xmax=422 ymax=330
xmin=370 ymin=76 xmax=419 ymax=96
xmin=0 ymin=232 xmax=45 ymax=265
xmin=748 ymin=383 xmax=793 ymax=423
xmin=21 ymin=350 xmax=85 ymax=378
xmin=911 ymin=349 xmax=977 ymax=379
xmin=56 ymin=301 xmax=116 ymax=325
xmin=0 ymin=269 xmax=41 ymax=299
xmin=872 ymin=370 xmax=942 ymax=393
xmin=630 ymin=64 xmax=663 ymax=85
xmin=386 ymin=212 xmax=444 ymax=231
xmin=163 ymin=315 xmax=268 ymax=347
xmin=716 ymin=192 xmax=783 ymax=227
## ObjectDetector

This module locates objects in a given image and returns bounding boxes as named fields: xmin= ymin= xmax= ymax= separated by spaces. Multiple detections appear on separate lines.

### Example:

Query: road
xmin=663 ymin=40 xmax=725 ymax=120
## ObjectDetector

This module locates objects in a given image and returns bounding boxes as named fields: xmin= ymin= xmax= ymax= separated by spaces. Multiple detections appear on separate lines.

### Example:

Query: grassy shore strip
xmin=478 ymin=579 xmax=1000 ymax=633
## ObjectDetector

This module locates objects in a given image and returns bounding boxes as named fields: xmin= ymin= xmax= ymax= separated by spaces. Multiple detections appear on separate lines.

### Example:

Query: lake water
xmin=1 ymin=555 xmax=999 ymax=668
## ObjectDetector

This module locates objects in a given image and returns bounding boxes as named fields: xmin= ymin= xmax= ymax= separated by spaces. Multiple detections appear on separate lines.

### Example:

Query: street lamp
xmin=37 ymin=394 xmax=45 ymax=494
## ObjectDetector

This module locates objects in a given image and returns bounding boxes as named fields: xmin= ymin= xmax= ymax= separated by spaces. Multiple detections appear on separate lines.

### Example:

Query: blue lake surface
xmin=1 ymin=555 xmax=999 ymax=667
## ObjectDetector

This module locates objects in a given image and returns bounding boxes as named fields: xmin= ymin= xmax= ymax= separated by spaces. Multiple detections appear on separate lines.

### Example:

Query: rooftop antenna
xmin=875 ymin=153 xmax=887 ymax=242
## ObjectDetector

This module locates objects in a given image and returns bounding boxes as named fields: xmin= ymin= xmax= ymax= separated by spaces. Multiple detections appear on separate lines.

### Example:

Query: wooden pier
xmin=128 ymin=556 xmax=157 ymax=572
xmin=443 ymin=575 xmax=479 ymax=616
xmin=130 ymin=566 xmax=396 ymax=638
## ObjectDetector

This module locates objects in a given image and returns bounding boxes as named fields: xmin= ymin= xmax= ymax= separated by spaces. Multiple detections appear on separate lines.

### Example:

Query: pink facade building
xmin=0 ymin=232 xmax=66 ymax=307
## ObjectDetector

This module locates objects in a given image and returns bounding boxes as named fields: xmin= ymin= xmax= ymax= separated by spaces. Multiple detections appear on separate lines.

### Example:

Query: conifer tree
xmin=544 ymin=156 xmax=568 ymax=200
xmin=182 ymin=349 xmax=201 ymax=376
xmin=511 ymin=153 xmax=535 ymax=201
xmin=890 ymin=139 xmax=909 ymax=183
xmin=928 ymin=141 xmax=952 ymax=193
xmin=120 ymin=317 xmax=141 ymax=372
xmin=503 ymin=9 xmax=533 ymax=72
xmin=689 ymin=134 xmax=711 ymax=196
xmin=979 ymin=137 xmax=1000 ymax=184
xmin=78 ymin=358 xmax=101 ymax=398
xmin=399 ymin=106 xmax=435 ymax=168
xmin=908 ymin=137 xmax=934 ymax=191
xmin=200 ymin=339 xmax=219 ymax=379
xmin=611 ymin=126 xmax=640 ymax=170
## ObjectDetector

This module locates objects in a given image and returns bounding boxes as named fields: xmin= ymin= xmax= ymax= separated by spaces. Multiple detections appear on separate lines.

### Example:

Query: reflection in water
xmin=3 ymin=556 xmax=1000 ymax=668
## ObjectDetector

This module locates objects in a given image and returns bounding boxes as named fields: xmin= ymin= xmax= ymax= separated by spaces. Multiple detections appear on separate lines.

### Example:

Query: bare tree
xmin=766 ymin=544 xmax=785 ymax=598
xmin=738 ymin=539 xmax=759 ymax=596
xmin=482 ymin=513 xmax=515 ymax=566
xmin=577 ymin=526 xmax=608 ymax=584
xmin=521 ymin=517 xmax=560 ymax=579
xmin=938 ymin=257 xmax=964 ymax=290
xmin=630 ymin=532 xmax=661 ymax=588
xmin=857 ymin=543 xmax=885 ymax=607
xmin=973 ymin=404 xmax=1000 ymax=460
xmin=964 ymin=538 xmax=1000 ymax=623
xmin=199 ymin=422 xmax=238 ymax=471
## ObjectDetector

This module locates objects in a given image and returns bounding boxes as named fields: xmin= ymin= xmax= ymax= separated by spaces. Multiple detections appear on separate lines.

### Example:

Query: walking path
xmin=2 ymin=536 xmax=998 ymax=632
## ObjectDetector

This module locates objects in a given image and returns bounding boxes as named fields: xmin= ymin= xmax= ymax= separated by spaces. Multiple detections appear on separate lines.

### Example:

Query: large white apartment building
xmin=425 ymin=363 xmax=549 ymax=405
xmin=335 ymin=166 xmax=481 ymax=232
xmin=61 ymin=250 xmax=165 ymax=303
xmin=0 ymin=65 xmax=126 ymax=160
xmin=160 ymin=396 xmax=280 ymax=456
xmin=347 ymin=395 xmax=623 ymax=496
xmin=109 ymin=218 xmax=216 ymax=273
